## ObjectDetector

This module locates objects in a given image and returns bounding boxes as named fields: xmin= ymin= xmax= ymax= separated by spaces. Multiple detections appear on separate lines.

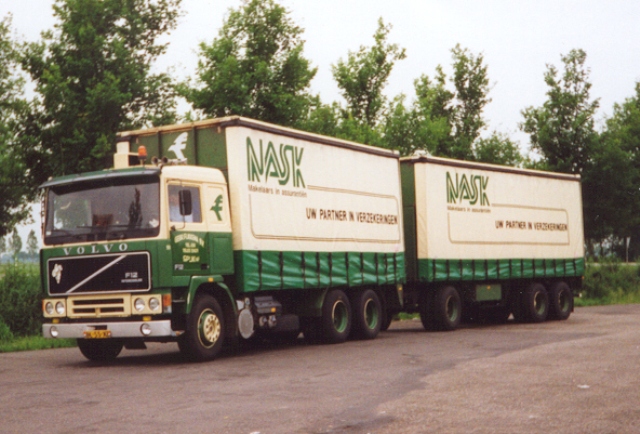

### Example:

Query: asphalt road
xmin=2 ymin=305 xmax=640 ymax=434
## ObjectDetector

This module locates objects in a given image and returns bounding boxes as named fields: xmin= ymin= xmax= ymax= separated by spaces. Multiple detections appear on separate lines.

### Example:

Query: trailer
xmin=400 ymin=155 xmax=584 ymax=330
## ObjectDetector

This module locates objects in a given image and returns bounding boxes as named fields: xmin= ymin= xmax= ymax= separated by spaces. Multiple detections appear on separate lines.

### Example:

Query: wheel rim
xmin=533 ymin=291 xmax=547 ymax=315
xmin=558 ymin=289 xmax=570 ymax=313
xmin=332 ymin=300 xmax=349 ymax=333
xmin=363 ymin=298 xmax=379 ymax=330
xmin=445 ymin=295 xmax=459 ymax=321
xmin=198 ymin=308 xmax=222 ymax=348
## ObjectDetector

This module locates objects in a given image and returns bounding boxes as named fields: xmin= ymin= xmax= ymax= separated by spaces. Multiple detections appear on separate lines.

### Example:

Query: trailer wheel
xmin=180 ymin=294 xmax=225 ymax=362
xmin=352 ymin=289 xmax=381 ymax=340
xmin=521 ymin=283 xmax=549 ymax=323
xmin=321 ymin=289 xmax=352 ymax=344
xmin=548 ymin=281 xmax=573 ymax=321
xmin=77 ymin=339 xmax=123 ymax=362
xmin=421 ymin=286 xmax=461 ymax=331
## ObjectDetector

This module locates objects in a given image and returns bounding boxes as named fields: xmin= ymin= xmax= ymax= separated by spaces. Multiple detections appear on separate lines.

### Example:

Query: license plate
xmin=84 ymin=330 xmax=111 ymax=339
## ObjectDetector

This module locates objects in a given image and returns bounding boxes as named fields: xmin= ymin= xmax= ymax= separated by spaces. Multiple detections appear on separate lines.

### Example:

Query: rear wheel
xmin=320 ymin=289 xmax=352 ymax=344
xmin=180 ymin=294 xmax=225 ymax=362
xmin=77 ymin=339 xmax=123 ymax=362
xmin=352 ymin=289 xmax=382 ymax=340
xmin=521 ymin=283 xmax=549 ymax=323
xmin=548 ymin=281 xmax=573 ymax=320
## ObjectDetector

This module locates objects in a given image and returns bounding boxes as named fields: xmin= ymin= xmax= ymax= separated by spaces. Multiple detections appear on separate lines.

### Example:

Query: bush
xmin=582 ymin=260 xmax=640 ymax=303
xmin=0 ymin=317 xmax=14 ymax=342
xmin=0 ymin=263 xmax=42 ymax=337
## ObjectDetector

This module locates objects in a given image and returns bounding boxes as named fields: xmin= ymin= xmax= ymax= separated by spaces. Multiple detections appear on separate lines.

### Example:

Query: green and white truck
xmin=40 ymin=116 xmax=584 ymax=361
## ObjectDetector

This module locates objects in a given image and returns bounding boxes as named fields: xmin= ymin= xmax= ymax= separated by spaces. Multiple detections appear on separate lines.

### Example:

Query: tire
xmin=77 ymin=339 xmax=123 ymax=362
xmin=380 ymin=310 xmax=393 ymax=331
xmin=521 ymin=283 xmax=549 ymax=323
xmin=352 ymin=289 xmax=382 ymax=340
xmin=180 ymin=294 xmax=225 ymax=362
xmin=320 ymin=289 xmax=352 ymax=344
xmin=420 ymin=286 xmax=461 ymax=331
xmin=548 ymin=281 xmax=573 ymax=321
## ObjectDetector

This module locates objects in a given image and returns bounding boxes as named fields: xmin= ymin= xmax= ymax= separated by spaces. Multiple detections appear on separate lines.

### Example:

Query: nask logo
xmin=246 ymin=137 xmax=305 ymax=188
xmin=446 ymin=171 xmax=490 ymax=206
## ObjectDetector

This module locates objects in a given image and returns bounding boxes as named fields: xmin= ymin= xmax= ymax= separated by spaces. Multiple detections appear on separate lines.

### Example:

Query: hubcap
xmin=332 ymin=300 xmax=348 ymax=333
xmin=558 ymin=290 xmax=569 ymax=312
xmin=363 ymin=299 xmax=379 ymax=329
xmin=445 ymin=295 xmax=459 ymax=321
xmin=534 ymin=291 xmax=546 ymax=315
xmin=198 ymin=309 xmax=221 ymax=348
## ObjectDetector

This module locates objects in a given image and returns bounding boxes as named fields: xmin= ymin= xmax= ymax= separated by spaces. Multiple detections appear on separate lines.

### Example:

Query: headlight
xmin=55 ymin=302 xmax=65 ymax=315
xmin=134 ymin=298 xmax=146 ymax=312
xmin=148 ymin=297 xmax=160 ymax=311
xmin=45 ymin=302 xmax=54 ymax=315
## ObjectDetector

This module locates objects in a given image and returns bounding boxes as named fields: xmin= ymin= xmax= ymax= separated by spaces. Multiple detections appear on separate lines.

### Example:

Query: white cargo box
xmin=401 ymin=156 xmax=585 ymax=283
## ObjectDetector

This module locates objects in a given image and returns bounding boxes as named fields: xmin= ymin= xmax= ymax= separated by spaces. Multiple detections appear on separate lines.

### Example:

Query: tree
xmin=26 ymin=230 xmax=39 ymax=257
xmin=9 ymin=229 xmax=22 ymax=261
xmin=584 ymin=81 xmax=640 ymax=255
xmin=0 ymin=15 xmax=34 ymax=237
xmin=182 ymin=0 xmax=316 ymax=127
xmin=473 ymin=132 xmax=523 ymax=166
xmin=21 ymin=0 xmax=181 ymax=188
xmin=332 ymin=19 xmax=406 ymax=130
xmin=521 ymin=49 xmax=599 ymax=175
xmin=449 ymin=45 xmax=491 ymax=160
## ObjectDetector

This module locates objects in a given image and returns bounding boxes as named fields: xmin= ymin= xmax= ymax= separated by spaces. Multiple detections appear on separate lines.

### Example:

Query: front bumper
xmin=43 ymin=320 xmax=176 ymax=339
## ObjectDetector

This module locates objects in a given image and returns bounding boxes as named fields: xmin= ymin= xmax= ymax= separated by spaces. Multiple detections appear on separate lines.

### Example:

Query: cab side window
xmin=168 ymin=185 xmax=202 ymax=223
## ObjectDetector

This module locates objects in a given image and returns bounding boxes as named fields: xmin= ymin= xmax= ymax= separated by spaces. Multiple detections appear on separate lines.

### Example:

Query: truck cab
xmin=41 ymin=150 xmax=235 ymax=361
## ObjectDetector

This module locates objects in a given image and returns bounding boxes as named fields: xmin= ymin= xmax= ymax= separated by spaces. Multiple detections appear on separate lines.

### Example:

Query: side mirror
xmin=179 ymin=189 xmax=192 ymax=216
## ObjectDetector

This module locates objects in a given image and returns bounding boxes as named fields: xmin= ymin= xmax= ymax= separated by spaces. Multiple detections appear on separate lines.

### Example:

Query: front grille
xmin=48 ymin=251 xmax=150 ymax=295
xmin=67 ymin=295 xmax=131 ymax=318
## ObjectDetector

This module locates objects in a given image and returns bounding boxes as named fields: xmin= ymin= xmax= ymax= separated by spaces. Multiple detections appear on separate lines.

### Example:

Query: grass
xmin=0 ymin=336 xmax=76 ymax=353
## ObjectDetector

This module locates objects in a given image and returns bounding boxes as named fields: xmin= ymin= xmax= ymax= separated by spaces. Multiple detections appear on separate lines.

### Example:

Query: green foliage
xmin=20 ymin=0 xmax=181 ymax=189
xmin=332 ymin=19 xmax=406 ymax=129
xmin=0 ymin=318 xmax=13 ymax=342
xmin=449 ymin=45 xmax=491 ymax=160
xmin=0 ymin=336 xmax=76 ymax=352
xmin=581 ymin=261 xmax=640 ymax=304
xmin=8 ymin=229 xmax=22 ymax=261
xmin=521 ymin=49 xmax=599 ymax=175
xmin=473 ymin=132 xmax=523 ymax=166
xmin=0 ymin=15 xmax=34 ymax=238
xmin=0 ymin=263 xmax=43 ymax=337
xmin=182 ymin=0 xmax=316 ymax=127
xmin=26 ymin=230 xmax=38 ymax=256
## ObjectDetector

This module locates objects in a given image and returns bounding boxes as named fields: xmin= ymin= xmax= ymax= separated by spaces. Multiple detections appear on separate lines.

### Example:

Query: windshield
xmin=44 ymin=175 xmax=160 ymax=245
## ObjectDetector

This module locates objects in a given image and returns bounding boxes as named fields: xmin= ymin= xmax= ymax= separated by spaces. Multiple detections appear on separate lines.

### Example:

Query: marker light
xmin=45 ymin=302 xmax=54 ymax=315
xmin=138 ymin=145 xmax=147 ymax=165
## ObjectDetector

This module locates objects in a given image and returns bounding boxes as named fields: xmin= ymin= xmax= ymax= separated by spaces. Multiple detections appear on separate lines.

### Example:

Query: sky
xmin=3 ymin=0 xmax=640 ymax=246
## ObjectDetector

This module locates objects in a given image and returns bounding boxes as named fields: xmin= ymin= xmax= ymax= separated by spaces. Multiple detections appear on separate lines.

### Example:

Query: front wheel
xmin=180 ymin=294 xmax=225 ymax=362
xmin=77 ymin=339 xmax=123 ymax=362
